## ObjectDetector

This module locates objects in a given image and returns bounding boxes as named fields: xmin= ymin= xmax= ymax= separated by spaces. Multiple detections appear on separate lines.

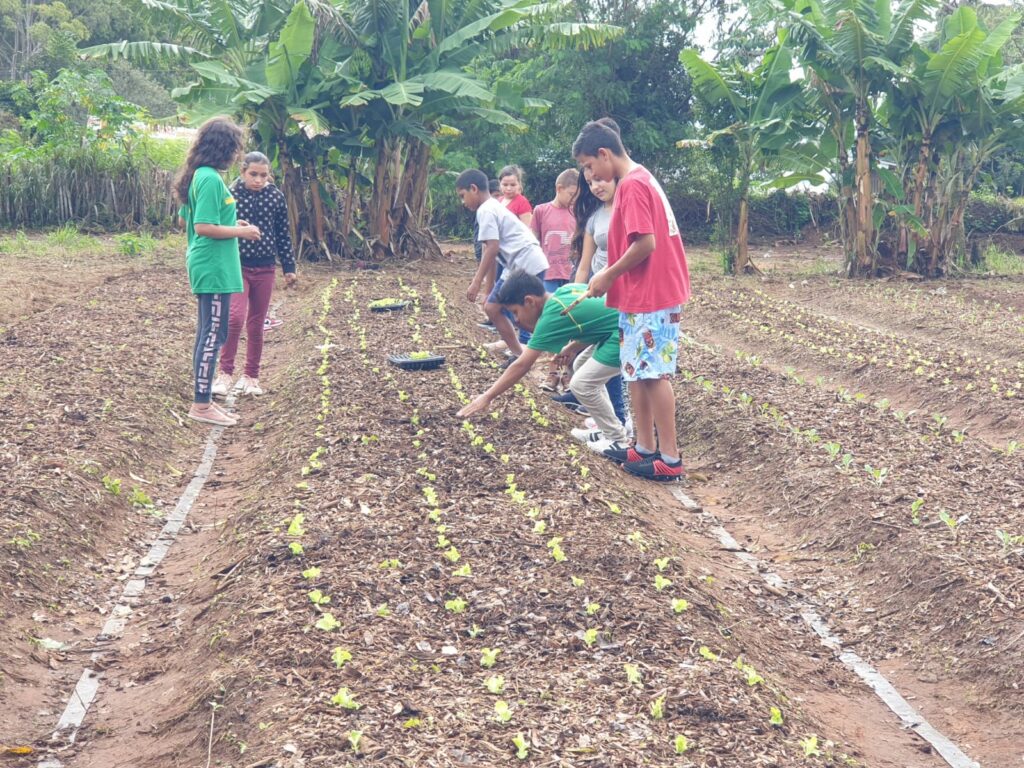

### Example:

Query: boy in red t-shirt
xmin=572 ymin=121 xmax=691 ymax=481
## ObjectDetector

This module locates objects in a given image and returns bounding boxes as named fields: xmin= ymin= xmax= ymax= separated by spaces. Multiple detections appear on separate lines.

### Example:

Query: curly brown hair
xmin=174 ymin=117 xmax=245 ymax=203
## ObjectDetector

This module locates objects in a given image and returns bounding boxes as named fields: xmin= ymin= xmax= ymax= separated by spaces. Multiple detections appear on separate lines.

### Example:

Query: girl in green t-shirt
xmin=175 ymin=117 xmax=262 ymax=427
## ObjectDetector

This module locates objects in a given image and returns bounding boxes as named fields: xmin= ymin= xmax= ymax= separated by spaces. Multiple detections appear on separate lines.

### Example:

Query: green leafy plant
xmin=480 ymin=647 xmax=501 ymax=668
xmin=287 ymin=513 xmax=305 ymax=537
xmin=512 ymin=732 xmax=529 ymax=759
xmin=331 ymin=687 xmax=361 ymax=710
xmin=673 ymin=734 xmax=689 ymax=754
xmin=671 ymin=598 xmax=690 ymax=614
xmin=485 ymin=675 xmax=505 ymax=694
xmin=347 ymin=730 xmax=363 ymax=752
xmin=445 ymin=597 xmax=467 ymax=614
xmin=910 ymin=498 xmax=924 ymax=525
xmin=653 ymin=557 xmax=671 ymax=571
xmin=375 ymin=603 xmax=391 ymax=617
xmin=130 ymin=487 xmax=154 ymax=509
xmin=315 ymin=613 xmax=340 ymax=632
xmin=650 ymin=694 xmax=666 ymax=720
xmin=582 ymin=628 xmax=599 ymax=648
xmin=800 ymin=735 xmax=821 ymax=757
xmin=301 ymin=566 xmax=321 ymax=580
xmin=102 ymin=475 xmax=122 ymax=495
xmin=288 ymin=541 xmax=305 ymax=556
xmin=624 ymin=663 xmax=642 ymax=686
xmin=332 ymin=647 xmax=353 ymax=668
xmin=307 ymin=589 xmax=331 ymax=606
xmin=654 ymin=575 xmax=672 ymax=592
xmin=699 ymin=646 xmax=720 ymax=661
xmin=494 ymin=700 xmax=513 ymax=724
xmin=585 ymin=602 xmax=601 ymax=616
xmin=769 ymin=706 xmax=784 ymax=726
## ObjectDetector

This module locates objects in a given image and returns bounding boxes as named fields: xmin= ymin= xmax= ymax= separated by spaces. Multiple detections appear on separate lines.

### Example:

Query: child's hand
xmin=588 ymin=268 xmax=613 ymax=298
xmin=457 ymin=394 xmax=491 ymax=417
xmin=285 ymin=272 xmax=298 ymax=288
xmin=238 ymin=222 xmax=262 ymax=241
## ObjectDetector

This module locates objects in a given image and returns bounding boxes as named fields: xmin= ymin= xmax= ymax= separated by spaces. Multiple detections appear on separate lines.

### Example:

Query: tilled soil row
xmin=688 ymin=283 xmax=1024 ymax=443
xmin=749 ymin=277 xmax=1024 ymax=364
xmin=107 ymin=267 xmax=876 ymax=768
xmin=0 ymin=259 xmax=209 ymax=745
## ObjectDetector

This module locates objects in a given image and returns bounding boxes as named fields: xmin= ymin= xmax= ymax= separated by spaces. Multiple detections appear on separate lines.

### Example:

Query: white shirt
xmin=475 ymin=197 xmax=549 ymax=276
xmin=585 ymin=205 xmax=611 ymax=276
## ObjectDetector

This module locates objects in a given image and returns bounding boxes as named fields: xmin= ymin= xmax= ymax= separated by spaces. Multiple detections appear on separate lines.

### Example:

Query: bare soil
xmin=1 ymin=241 xmax=1020 ymax=768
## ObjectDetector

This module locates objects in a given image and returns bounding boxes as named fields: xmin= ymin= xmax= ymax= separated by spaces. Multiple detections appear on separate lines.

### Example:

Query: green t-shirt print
xmin=183 ymin=166 xmax=243 ymax=295
xmin=527 ymin=284 xmax=620 ymax=367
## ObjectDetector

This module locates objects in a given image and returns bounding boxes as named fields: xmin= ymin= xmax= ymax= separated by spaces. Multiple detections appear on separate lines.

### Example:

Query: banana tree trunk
xmin=736 ymin=194 xmax=750 ymax=273
xmin=853 ymin=112 xmax=874 ymax=275
xmin=306 ymin=160 xmax=329 ymax=261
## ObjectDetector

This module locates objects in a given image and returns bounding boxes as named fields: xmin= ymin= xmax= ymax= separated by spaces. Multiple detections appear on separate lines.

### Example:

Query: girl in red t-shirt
xmin=498 ymin=164 xmax=533 ymax=226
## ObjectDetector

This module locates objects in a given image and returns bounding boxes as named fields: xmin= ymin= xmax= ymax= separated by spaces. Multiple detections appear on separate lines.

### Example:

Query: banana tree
xmin=86 ymin=0 xmax=619 ymax=260
xmin=679 ymin=35 xmax=803 ymax=273
xmin=776 ymin=0 xmax=932 ymax=275
xmin=882 ymin=6 xmax=1023 ymax=274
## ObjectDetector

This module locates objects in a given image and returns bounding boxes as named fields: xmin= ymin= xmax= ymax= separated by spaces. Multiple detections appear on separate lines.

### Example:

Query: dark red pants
xmin=219 ymin=266 xmax=275 ymax=378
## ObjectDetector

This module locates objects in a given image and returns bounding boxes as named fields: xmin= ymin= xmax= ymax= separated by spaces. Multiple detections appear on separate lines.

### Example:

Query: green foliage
xmin=0 ymin=69 xmax=179 ymax=230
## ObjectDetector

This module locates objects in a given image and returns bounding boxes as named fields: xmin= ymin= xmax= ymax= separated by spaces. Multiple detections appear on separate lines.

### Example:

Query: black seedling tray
xmin=369 ymin=300 xmax=410 ymax=312
xmin=388 ymin=353 xmax=447 ymax=371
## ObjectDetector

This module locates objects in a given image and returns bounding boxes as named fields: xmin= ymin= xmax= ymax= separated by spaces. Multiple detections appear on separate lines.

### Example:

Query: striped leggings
xmin=193 ymin=293 xmax=230 ymax=403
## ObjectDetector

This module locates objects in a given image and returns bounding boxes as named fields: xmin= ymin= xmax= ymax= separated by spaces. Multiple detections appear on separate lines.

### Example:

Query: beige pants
xmin=569 ymin=346 xmax=628 ymax=444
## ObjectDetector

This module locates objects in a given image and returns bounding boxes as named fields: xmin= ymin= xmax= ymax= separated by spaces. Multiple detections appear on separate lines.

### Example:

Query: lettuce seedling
xmin=484 ymin=675 xmax=505 ymax=694
xmin=444 ymin=598 xmax=467 ymax=614
xmin=673 ymin=735 xmax=689 ymax=754
xmin=769 ymin=707 xmax=784 ymax=726
xmin=315 ymin=613 xmax=340 ymax=631
xmin=480 ymin=647 xmax=501 ymax=668
xmin=332 ymin=647 xmax=352 ymax=668
xmin=671 ymin=598 xmax=690 ymax=614
xmin=494 ymin=700 xmax=513 ymax=724
xmin=650 ymin=695 xmax=666 ymax=720
xmin=302 ymin=567 xmax=321 ymax=580
xmin=511 ymin=733 xmax=529 ymax=759
xmin=331 ymin=687 xmax=361 ymax=710
xmin=624 ymin=663 xmax=642 ymax=686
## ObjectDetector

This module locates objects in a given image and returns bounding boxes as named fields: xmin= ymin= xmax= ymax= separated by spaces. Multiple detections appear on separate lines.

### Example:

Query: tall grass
xmin=0 ymin=144 xmax=180 ymax=231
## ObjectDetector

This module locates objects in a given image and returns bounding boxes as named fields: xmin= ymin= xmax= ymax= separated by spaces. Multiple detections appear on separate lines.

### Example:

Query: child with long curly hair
xmin=175 ymin=116 xmax=262 ymax=427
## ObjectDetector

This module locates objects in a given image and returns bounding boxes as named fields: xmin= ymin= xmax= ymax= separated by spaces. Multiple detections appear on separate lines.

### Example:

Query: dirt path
xmin=5 ymin=253 xmax=1019 ymax=767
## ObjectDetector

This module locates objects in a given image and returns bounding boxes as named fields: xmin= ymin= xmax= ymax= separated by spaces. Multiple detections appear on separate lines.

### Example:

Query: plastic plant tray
xmin=388 ymin=353 xmax=447 ymax=371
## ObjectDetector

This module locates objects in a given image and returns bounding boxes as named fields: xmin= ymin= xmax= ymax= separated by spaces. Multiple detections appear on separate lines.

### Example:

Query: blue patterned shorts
xmin=618 ymin=307 xmax=681 ymax=381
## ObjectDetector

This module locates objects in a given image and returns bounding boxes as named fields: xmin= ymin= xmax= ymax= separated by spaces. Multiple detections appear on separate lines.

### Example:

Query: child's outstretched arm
xmin=458 ymin=348 xmax=542 ymax=417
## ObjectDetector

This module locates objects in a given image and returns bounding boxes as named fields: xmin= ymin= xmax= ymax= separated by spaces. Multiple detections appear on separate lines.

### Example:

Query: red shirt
xmin=531 ymin=202 xmax=575 ymax=280
xmin=503 ymin=194 xmax=532 ymax=218
xmin=606 ymin=165 xmax=691 ymax=313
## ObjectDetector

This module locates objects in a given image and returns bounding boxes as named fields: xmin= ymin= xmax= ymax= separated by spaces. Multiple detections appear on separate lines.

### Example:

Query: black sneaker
xmin=603 ymin=445 xmax=656 ymax=465
xmin=623 ymin=454 xmax=685 ymax=482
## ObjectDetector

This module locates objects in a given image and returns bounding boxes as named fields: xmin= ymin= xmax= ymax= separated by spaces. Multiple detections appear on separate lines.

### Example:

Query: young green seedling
xmin=769 ymin=706 xmax=784 ymax=726
xmin=480 ymin=647 xmax=501 ymax=668
xmin=653 ymin=575 xmax=672 ymax=592
xmin=308 ymin=589 xmax=331 ymax=606
xmin=445 ymin=598 xmax=467 ymax=614
xmin=347 ymin=730 xmax=362 ymax=752
xmin=511 ymin=733 xmax=529 ymax=760
xmin=585 ymin=602 xmax=601 ymax=616
xmin=301 ymin=566 xmax=321 ymax=580
xmin=624 ymin=663 xmax=642 ymax=686
xmin=332 ymin=647 xmax=353 ymax=668
xmin=673 ymin=735 xmax=689 ymax=754
xmin=331 ymin=687 xmax=361 ymax=710
xmin=494 ymin=700 xmax=513 ymax=724
xmin=582 ymin=628 xmax=599 ymax=648
xmin=484 ymin=675 xmax=505 ymax=694
xmin=650 ymin=694 xmax=666 ymax=720
xmin=315 ymin=613 xmax=340 ymax=631
xmin=671 ymin=598 xmax=690 ymax=614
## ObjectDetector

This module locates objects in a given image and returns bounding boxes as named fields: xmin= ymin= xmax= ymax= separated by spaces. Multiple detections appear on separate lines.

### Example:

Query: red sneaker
xmin=623 ymin=454 xmax=685 ymax=482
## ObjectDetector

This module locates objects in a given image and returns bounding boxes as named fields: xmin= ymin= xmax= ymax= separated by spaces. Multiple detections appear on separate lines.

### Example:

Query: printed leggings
xmin=193 ymin=293 xmax=231 ymax=403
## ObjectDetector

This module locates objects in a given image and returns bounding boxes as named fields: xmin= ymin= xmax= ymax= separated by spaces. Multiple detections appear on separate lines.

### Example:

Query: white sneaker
xmin=234 ymin=375 xmax=263 ymax=396
xmin=588 ymin=438 xmax=626 ymax=454
xmin=571 ymin=427 xmax=604 ymax=444
xmin=212 ymin=373 xmax=233 ymax=397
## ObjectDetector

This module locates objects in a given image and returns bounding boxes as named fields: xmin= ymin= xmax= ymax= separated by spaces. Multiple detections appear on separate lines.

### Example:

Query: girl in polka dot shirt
xmin=212 ymin=151 xmax=296 ymax=397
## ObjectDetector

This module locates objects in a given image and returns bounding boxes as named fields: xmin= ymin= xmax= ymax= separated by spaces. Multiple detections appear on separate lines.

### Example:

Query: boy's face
xmin=576 ymin=148 xmax=615 ymax=183
xmin=505 ymin=294 xmax=544 ymax=332
xmin=555 ymin=183 xmax=577 ymax=207
xmin=458 ymin=185 xmax=487 ymax=211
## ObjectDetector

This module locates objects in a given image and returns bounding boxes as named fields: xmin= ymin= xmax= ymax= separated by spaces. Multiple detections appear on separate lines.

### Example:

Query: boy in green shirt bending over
xmin=458 ymin=271 xmax=629 ymax=451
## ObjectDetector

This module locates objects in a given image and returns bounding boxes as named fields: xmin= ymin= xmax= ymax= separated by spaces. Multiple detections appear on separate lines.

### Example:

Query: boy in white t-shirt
xmin=457 ymin=169 xmax=549 ymax=359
